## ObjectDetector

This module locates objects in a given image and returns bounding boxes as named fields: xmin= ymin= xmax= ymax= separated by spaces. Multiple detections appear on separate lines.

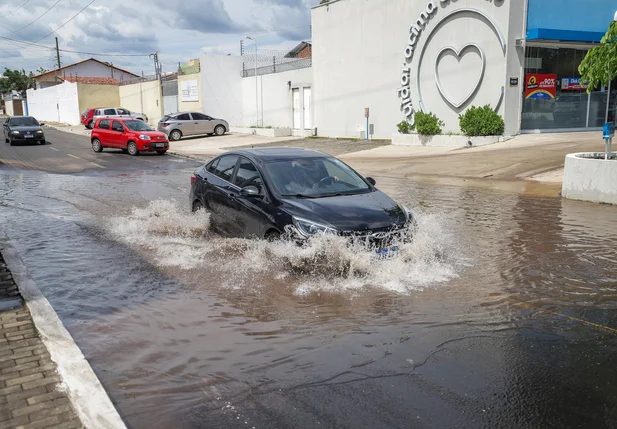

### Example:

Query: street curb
xmin=0 ymin=234 xmax=127 ymax=429
xmin=167 ymin=151 xmax=210 ymax=162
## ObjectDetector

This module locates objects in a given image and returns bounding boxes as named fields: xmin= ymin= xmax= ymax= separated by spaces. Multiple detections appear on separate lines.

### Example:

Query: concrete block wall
xmin=119 ymin=81 xmax=164 ymax=125
xmin=26 ymin=82 xmax=80 ymax=125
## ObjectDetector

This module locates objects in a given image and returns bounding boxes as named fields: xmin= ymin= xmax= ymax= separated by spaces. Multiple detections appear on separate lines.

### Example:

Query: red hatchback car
xmin=91 ymin=118 xmax=169 ymax=156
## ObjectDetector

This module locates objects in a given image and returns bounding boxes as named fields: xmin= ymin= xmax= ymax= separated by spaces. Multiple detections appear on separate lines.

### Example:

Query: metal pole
xmin=55 ymin=37 xmax=61 ymax=69
xmin=254 ymin=40 xmax=259 ymax=127
xmin=605 ymin=77 xmax=611 ymax=123
xmin=366 ymin=115 xmax=369 ymax=141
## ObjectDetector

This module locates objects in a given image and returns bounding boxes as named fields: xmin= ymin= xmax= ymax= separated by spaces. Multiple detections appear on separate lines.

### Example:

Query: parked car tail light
xmin=191 ymin=175 xmax=196 ymax=185
xmin=161 ymin=123 xmax=170 ymax=127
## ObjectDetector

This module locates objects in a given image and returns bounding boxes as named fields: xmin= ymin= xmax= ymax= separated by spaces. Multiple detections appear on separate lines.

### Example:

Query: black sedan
xmin=2 ymin=116 xmax=46 ymax=146
xmin=190 ymin=148 xmax=415 ymax=254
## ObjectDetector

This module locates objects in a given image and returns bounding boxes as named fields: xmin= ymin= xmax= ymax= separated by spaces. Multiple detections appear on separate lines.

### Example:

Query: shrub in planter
xmin=459 ymin=105 xmax=505 ymax=136
xmin=397 ymin=120 xmax=414 ymax=134
xmin=414 ymin=111 xmax=444 ymax=136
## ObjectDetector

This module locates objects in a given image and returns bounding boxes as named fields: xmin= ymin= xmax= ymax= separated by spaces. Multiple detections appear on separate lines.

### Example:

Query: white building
xmin=201 ymin=0 xmax=617 ymax=139
xmin=32 ymin=58 xmax=139 ymax=89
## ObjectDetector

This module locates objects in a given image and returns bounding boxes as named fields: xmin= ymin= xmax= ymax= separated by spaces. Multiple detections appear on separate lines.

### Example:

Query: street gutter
xmin=0 ymin=232 xmax=127 ymax=429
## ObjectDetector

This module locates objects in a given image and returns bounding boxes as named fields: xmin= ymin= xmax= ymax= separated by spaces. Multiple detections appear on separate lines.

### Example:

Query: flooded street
xmin=1 ymin=162 xmax=617 ymax=428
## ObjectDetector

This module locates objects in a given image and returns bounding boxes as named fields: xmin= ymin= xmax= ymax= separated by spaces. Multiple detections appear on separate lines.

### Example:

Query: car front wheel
xmin=127 ymin=142 xmax=139 ymax=156
xmin=87 ymin=121 xmax=93 ymax=130
xmin=156 ymin=150 xmax=166 ymax=155
xmin=92 ymin=138 xmax=103 ymax=153
xmin=214 ymin=125 xmax=226 ymax=136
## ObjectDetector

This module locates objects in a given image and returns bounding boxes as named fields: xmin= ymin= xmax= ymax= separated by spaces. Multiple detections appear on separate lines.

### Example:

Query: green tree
xmin=0 ymin=68 xmax=34 ymax=97
xmin=579 ymin=21 xmax=617 ymax=91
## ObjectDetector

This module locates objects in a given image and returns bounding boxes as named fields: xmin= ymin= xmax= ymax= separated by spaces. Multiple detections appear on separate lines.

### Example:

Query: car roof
xmin=229 ymin=148 xmax=330 ymax=161
xmin=8 ymin=116 xmax=36 ymax=119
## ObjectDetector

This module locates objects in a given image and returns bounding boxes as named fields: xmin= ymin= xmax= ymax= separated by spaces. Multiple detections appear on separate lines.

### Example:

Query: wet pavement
xmin=1 ymin=131 xmax=617 ymax=428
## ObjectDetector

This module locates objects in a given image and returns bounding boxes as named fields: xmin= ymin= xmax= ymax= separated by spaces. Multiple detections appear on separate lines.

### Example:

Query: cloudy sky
xmin=0 ymin=0 xmax=313 ymax=75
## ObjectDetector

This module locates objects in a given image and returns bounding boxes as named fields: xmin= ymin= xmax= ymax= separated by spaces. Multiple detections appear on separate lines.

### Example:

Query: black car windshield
xmin=9 ymin=117 xmax=39 ymax=127
xmin=124 ymin=120 xmax=153 ymax=131
xmin=265 ymin=157 xmax=370 ymax=197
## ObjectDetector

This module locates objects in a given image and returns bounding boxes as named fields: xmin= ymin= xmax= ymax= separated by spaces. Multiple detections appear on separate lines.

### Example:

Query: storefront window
xmin=521 ymin=46 xmax=617 ymax=130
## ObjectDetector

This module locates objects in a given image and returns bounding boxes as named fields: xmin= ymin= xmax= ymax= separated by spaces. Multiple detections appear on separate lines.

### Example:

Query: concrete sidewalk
xmin=339 ymin=131 xmax=606 ymax=185
xmin=0 ymin=239 xmax=127 ymax=429
xmin=0 ymin=254 xmax=84 ymax=429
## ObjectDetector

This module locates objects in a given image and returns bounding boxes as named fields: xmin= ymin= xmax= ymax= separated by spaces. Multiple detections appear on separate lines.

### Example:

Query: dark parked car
xmin=2 ymin=116 xmax=46 ymax=146
xmin=189 ymin=148 xmax=415 ymax=255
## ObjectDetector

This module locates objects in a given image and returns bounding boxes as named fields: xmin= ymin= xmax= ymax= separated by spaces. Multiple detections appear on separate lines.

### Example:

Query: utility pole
xmin=55 ymin=37 xmax=61 ymax=69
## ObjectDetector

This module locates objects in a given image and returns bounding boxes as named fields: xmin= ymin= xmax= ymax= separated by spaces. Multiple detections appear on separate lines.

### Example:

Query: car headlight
xmin=36 ymin=130 xmax=43 ymax=134
xmin=292 ymin=216 xmax=338 ymax=237
xmin=139 ymin=134 xmax=151 ymax=140
xmin=10 ymin=131 xmax=20 ymax=135
xmin=402 ymin=205 xmax=416 ymax=227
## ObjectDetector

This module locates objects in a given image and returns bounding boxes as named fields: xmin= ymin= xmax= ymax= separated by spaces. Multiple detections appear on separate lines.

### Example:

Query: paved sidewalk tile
xmin=0 ymin=254 xmax=84 ymax=429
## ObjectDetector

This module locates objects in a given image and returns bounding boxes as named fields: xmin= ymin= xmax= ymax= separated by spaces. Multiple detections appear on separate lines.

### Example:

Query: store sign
xmin=398 ymin=0 xmax=506 ymax=123
xmin=525 ymin=74 xmax=556 ymax=99
xmin=181 ymin=80 xmax=199 ymax=102
xmin=561 ymin=77 xmax=588 ymax=91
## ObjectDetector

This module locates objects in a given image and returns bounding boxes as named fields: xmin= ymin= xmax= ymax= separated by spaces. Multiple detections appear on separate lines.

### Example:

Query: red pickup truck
xmin=90 ymin=118 xmax=169 ymax=156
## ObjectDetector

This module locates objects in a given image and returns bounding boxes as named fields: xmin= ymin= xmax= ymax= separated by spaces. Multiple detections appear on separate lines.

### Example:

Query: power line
xmin=34 ymin=0 xmax=96 ymax=43
xmin=0 ymin=35 xmax=150 ymax=57
xmin=5 ymin=0 xmax=31 ymax=17
xmin=9 ymin=0 xmax=62 ymax=34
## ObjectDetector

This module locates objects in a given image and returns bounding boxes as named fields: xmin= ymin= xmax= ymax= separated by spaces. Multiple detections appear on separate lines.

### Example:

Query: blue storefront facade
xmin=522 ymin=0 xmax=617 ymax=131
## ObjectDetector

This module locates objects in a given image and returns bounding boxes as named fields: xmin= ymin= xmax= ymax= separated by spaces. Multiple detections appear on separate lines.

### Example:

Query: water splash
xmin=108 ymin=200 xmax=467 ymax=294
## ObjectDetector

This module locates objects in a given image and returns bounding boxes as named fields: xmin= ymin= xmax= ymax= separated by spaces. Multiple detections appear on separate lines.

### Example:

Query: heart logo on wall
xmin=434 ymin=43 xmax=486 ymax=109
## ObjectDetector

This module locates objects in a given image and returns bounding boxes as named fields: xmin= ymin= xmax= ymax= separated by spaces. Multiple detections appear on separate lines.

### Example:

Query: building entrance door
xmin=303 ymin=87 xmax=312 ymax=129
xmin=292 ymin=89 xmax=300 ymax=129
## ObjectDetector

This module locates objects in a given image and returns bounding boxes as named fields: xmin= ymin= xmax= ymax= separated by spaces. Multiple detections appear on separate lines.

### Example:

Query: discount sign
xmin=525 ymin=74 xmax=557 ymax=99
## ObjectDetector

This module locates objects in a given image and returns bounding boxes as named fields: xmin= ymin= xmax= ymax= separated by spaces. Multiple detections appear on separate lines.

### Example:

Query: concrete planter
xmin=231 ymin=127 xmax=292 ymax=137
xmin=562 ymin=152 xmax=617 ymax=205
xmin=392 ymin=133 xmax=502 ymax=147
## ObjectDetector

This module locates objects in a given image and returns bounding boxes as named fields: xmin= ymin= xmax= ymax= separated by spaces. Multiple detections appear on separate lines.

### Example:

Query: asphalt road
xmin=0 ymin=127 xmax=201 ymax=174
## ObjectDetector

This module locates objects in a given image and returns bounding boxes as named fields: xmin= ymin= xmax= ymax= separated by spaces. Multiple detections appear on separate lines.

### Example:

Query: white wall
xmin=201 ymin=54 xmax=244 ymax=125
xmin=5 ymin=100 xmax=14 ymax=116
xmin=312 ymin=0 xmax=523 ymax=138
xmin=502 ymin=0 xmax=527 ymax=135
xmin=26 ymin=82 xmax=80 ymax=125
xmin=241 ymin=67 xmax=313 ymax=128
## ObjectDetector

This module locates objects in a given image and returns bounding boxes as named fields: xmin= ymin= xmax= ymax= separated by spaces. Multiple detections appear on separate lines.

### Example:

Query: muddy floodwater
xmin=1 ymin=165 xmax=617 ymax=429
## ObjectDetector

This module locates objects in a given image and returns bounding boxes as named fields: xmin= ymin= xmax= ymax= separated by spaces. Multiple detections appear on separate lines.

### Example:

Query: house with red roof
xmin=32 ymin=58 xmax=139 ymax=90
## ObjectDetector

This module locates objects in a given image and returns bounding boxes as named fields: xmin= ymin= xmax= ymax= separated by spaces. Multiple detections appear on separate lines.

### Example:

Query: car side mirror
xmin=366 ymin=177 xmax=376 ymax=186
xmin=240 ymin=186 xmax=262 ymax=198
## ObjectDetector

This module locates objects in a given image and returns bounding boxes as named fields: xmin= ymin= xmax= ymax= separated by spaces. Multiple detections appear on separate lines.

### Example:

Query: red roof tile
xmin=59 ymin=76 xmax=121 ymax=85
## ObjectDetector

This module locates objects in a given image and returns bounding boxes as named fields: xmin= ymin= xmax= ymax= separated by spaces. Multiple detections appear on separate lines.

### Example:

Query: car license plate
xmin=24 ymin=135 xmax=34 ymax=139
xmin=154 ymin=143 xmax=165 ymax=148
xmin=376 ymin=247 xmax=398 ymax=259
